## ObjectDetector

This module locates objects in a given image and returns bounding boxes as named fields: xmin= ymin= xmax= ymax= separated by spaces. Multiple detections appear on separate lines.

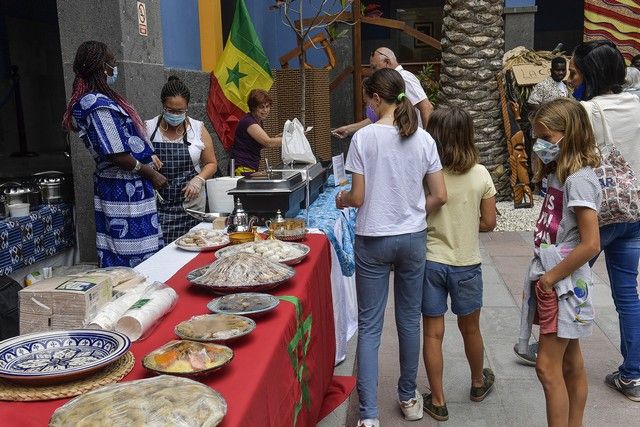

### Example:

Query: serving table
xmin=0 ymin=234 xmax=352 ymax=426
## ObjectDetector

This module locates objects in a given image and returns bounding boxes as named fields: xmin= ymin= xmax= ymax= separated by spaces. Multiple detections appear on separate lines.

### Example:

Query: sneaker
xmin=356 ymin=419 xmax=379 ymax=427
xmin=605 ymin=371 xmax=640 ymax=402
xmin=470 ymin=368 xmax=495 ymax=402
xmin=399 ymin=390 xmax=424 ymax=421
xmin=513 ymin=342 xmax=538 ymax=366
xmin=422 ymin=393 xmax=449 ymax=421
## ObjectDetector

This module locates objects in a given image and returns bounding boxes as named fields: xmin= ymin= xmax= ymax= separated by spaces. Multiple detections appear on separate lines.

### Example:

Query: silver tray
xmin=174 ymin=314 xmax=256 ymax=342
xmin=187 ymin=264 xmax=295 ymax=294
xmin=214 ymin=241 xmax=310 ymax=265
xmin=207 ymin=293 xmax=280 ymax=316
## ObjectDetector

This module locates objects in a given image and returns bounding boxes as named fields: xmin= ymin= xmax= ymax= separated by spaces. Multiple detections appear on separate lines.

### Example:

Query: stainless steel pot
xmin=33 ymin=171 xmax=72 ymax=204
xmin=0 ymin=182 xmax=40 ymax=218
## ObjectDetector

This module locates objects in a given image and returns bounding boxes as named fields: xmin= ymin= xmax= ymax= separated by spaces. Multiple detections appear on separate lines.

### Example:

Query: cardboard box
xmin=19 ymin=275 xmax=113 ymax=334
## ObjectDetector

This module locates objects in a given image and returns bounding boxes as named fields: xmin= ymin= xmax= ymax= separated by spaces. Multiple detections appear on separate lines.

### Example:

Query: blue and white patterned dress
xmin=72 ymin=93 xmax=163 ymax=267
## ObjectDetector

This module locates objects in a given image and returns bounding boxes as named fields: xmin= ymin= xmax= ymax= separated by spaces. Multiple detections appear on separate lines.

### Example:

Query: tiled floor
xmin=319 ymin=231 xmax=640 ymax=427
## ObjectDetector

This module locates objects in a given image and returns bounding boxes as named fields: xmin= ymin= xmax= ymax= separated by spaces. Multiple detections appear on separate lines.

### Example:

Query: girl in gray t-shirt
xmin=521 ymin=98 xmax=601 ymax=427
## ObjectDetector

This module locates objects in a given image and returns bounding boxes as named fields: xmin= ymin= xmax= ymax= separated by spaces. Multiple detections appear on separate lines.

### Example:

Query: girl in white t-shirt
xmin=421 ymin=107 xmax=497 ymax=421
xmin=335 ymin=68 xmax=446 ymax=427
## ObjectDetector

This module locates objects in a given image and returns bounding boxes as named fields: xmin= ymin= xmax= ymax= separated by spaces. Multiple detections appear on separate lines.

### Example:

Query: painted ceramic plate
xmin=214 ymin=241 xmax=310 ymax=265
xmin=175 ymin=230 xmax=230 ymax=252
xmin=0 ymin=329 xmax=130 ymax=385
xmin=175 ymin=314 xmax=256 ymax=342
xmin=207 ymin=293 xmax=280 ymax=316
xmin=143 ymin=340 xmax=233 ymax=377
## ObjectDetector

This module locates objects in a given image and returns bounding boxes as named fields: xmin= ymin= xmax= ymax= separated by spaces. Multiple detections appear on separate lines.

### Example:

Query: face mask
xmin=572 ymin=82 xmax=585 ymax=100
xmin=163 ymin=111 xmax=186 ymax=127
xmin=106 ymin=66 xmax=118 ymax=86
xmin=365 ymin=104 xmax=379 ymax=123
xmin=533 ymin=137 xmax=562 ymax=164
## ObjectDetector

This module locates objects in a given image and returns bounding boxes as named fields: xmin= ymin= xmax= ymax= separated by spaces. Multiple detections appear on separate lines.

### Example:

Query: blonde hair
xmin=533 ymin=98 xmax=601 ymax=184
xmin=426 ymin=106 xmax=478 ymax=174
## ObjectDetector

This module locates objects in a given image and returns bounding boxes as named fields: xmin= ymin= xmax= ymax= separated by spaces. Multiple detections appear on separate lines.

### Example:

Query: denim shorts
xmin=422 ymin=261 xmax=483 ymax=316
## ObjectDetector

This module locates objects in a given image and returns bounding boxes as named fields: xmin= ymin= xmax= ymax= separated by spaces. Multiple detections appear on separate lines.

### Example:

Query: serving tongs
xmin=185 ymin=208 xmax=226 ymax=222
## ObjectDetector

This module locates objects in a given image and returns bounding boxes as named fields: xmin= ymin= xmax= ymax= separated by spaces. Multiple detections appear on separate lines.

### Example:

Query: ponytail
xmin=394 ymin=94 xmax=418 ymax=137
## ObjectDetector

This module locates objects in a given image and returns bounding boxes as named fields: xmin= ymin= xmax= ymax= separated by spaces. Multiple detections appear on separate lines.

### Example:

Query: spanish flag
xmin=207 ymin=0 xmax=273 ymax=150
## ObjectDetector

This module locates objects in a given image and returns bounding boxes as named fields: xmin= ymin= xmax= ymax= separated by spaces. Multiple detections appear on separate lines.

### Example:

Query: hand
xmin=182 ymin=176 xmax=205 ymax=201
xmin=335 ymin=190 xmax=348 ymax=209
xmin=151 ymin=155 xmax=163 ymax=170
xmin=150 ymin=171 xmax=168 ymax=189
xmin=332 ymin=126 xmax=350 ymax=139
xmin=537 ymin=274 xmax=555 ymax=293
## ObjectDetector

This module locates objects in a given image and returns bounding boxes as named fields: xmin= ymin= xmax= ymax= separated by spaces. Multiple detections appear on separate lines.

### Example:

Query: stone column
xmin=56 ymin=0 xmax=165 ymax=263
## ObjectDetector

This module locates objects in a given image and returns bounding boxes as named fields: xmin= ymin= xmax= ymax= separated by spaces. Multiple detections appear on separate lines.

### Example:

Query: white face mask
xmin=105 ymin=64 xmax=118 ymax=86
xmin=533 ymin=136 xmax=563 ymax=164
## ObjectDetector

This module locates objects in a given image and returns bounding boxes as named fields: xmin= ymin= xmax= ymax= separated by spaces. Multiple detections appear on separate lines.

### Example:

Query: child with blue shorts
xmin=421 ymin=107 xmax=497 ymax=421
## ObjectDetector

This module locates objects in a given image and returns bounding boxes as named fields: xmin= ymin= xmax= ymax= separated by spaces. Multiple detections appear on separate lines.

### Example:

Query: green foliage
xmin=416 ymin=64 xmax=440 ymax=107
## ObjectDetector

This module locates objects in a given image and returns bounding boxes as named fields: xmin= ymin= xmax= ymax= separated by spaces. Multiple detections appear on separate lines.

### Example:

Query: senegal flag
xmin=207 ymin=0 xmax=273 ymax=151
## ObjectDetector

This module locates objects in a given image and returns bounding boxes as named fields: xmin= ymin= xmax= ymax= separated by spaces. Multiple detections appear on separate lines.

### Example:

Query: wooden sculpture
xmin=497 ymin=74 xmax=534 ymax=208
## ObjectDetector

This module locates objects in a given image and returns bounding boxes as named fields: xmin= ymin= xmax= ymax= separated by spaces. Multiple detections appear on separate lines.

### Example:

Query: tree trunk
xmin=440 ymin=0 xmax=510 ymax=199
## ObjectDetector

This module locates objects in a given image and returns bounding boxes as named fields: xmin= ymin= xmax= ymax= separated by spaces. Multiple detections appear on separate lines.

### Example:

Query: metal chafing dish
xmin=273 ymin=162 xmax=328 ymax=206
xmin=227 ymin=170 xmax=306 ymax=220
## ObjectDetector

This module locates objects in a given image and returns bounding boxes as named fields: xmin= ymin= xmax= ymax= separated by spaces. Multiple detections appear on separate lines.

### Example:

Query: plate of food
xmin=0 ymin=330 xmax=130 ymax=385
xmin=214 ymin=240 xmax=310 ymax=265
xmin=143 ymin=340 xmax=233 ymax=377
xmin=175 ymin=229 xmax=229 ymax=252
xmin=187 ymin=252 xmax=295 ymax=293
xmin=207 ymin=293 xmax=280 ymax=316
xmin=50 ymin=376 xmax=226 ymax=427
xmin=175 ymin=314 xmax=256 ymax=342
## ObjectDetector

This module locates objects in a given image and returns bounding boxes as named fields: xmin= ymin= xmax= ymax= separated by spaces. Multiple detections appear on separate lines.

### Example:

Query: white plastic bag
xmin=282 ymin=118 xmax=317 ymax=164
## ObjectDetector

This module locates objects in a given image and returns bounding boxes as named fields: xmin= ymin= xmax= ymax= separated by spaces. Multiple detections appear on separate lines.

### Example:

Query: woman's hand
xmin=149 ymin=170 xmax=168 ymax=189
xmin=335 ymin=190 xmax=349 ymax=209
xmin=182 ymin=176 xmax=205 ymax=201
xmin=151 ymin=155 xmax=163 ymax=170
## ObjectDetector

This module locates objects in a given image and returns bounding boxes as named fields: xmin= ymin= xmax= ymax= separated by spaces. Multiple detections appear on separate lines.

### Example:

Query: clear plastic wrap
xmin=49 ymin=375 xmax=226 ymax=427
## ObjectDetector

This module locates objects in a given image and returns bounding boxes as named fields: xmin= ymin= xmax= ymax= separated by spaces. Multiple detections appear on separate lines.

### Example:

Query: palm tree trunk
xmin=440 ymin=0 xmax=509 ymax=199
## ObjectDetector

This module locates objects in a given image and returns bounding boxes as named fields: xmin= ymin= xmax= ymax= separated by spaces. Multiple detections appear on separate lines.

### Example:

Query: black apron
xmin=154 ymin=141 xmax=199 ymax=243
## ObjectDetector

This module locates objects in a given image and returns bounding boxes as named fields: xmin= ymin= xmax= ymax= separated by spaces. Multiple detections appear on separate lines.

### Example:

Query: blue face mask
xmin=365 ymin=104 xmax=379 ymax=123
xmin=106 ymin=66 xmax=118 ymax=86
xmin=163 ymin=111 xmax=186 ymax=127
xmin=533 ymin=137 xmax=562 ymax=164
xmin=572 ymin=82 xmax=586 ymax=100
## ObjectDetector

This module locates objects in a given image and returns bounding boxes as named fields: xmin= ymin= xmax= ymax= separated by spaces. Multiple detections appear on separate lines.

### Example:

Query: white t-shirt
xmin=395 ymin=65 xmax=428 ymax=128
xmin=345 ymin=123 xmax=442 ymax=236
xmin=581 ymin=93 xmax=640 ymax=176
xmin=145 ymin=116 xmax=206 ymax=172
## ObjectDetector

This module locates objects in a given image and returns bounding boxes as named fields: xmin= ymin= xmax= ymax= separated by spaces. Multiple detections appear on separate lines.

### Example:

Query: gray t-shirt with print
xmin=552 ymin=167 xmax=602 ymax=245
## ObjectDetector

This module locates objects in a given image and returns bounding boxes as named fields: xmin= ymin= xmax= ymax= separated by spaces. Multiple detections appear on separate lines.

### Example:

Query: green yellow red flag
xmin=207 ymin=0 xmax=273 ymax=150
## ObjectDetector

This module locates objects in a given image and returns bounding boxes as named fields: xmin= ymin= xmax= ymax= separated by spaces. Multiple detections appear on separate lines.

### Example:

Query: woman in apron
xmin=145 ymin=76 xmax=218 ymax=243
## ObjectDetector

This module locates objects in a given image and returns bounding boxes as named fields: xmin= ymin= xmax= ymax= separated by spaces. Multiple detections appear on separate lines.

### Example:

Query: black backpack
xmin=0 ymin=275 xmax=21 ymax=340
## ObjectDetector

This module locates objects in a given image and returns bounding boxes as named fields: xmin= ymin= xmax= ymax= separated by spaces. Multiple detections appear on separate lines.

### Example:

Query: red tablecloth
xmin=1 ymin=235 xmax=346 ymax=426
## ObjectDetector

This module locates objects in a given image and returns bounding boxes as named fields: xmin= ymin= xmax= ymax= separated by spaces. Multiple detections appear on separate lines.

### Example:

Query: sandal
xmin=422 ymin=393 xmax=449 ymax=421
xmin=470 ymin=368 xmax=495 ymax=402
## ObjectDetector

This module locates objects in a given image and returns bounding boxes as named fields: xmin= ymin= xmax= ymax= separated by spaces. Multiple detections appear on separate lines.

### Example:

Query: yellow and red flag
xmin=207 ymin=0 xmax=273 ymax=150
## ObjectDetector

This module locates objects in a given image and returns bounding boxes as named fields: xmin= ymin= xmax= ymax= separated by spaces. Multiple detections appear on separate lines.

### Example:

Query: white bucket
xmin=206 ymin=177 xmax=241 ymax=214
xmin=8 ymin=203 xmax=29 ymax=217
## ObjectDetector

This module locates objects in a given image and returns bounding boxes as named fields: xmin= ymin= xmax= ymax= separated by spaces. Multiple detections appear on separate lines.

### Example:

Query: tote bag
xmin=584 ymin=100 xmax=640 ymax=226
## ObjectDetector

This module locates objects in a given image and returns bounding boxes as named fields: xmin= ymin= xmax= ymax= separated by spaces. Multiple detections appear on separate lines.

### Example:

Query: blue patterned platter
xmin=0 ymin=330 xmax=130 ymax=385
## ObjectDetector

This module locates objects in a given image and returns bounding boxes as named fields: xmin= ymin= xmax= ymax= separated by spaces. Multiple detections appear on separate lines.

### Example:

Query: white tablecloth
xmin=134 ymin=223 xmax=358 ymax=365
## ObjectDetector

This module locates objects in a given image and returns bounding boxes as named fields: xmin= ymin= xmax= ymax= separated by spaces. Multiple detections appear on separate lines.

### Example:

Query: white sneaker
xmin=399 ymin=390 xmax=424 ymax=421
xmin=356 ymin=418 xmax=380 ymax=427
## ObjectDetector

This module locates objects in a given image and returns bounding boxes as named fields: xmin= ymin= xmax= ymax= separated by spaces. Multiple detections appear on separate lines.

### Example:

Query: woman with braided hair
xmin=145 ymin=76 xmax=218 ymax=243
xmin=63 ymin=41 xmax=166 ymax=267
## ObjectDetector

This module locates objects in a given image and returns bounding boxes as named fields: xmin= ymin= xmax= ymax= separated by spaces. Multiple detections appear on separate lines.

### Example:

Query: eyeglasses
xmin=370 ymin=50 xmax=389 ymax=60
xmin=163 ymin=106 xmax=188 ymax=114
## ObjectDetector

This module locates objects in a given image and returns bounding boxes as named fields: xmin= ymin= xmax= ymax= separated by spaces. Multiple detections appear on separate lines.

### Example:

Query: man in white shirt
xmin=527 ymin=57 xmax=570 ymax=112
xmin=332 ymin=47 xmax=434 ymax=138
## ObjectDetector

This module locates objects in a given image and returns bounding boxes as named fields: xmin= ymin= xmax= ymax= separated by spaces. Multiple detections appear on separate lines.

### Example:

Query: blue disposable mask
xmin=365 ymin=104 xmax=379 ymax=123
xmin=163 ymin=111 xmax=186 ymax=127
xmin=106 ymin=66 xmax=118 ymax=86
xmin=572 ymin=82 xmax=586 ymax=100
xmin=533 ymin=137 xmax=563 ymax=164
